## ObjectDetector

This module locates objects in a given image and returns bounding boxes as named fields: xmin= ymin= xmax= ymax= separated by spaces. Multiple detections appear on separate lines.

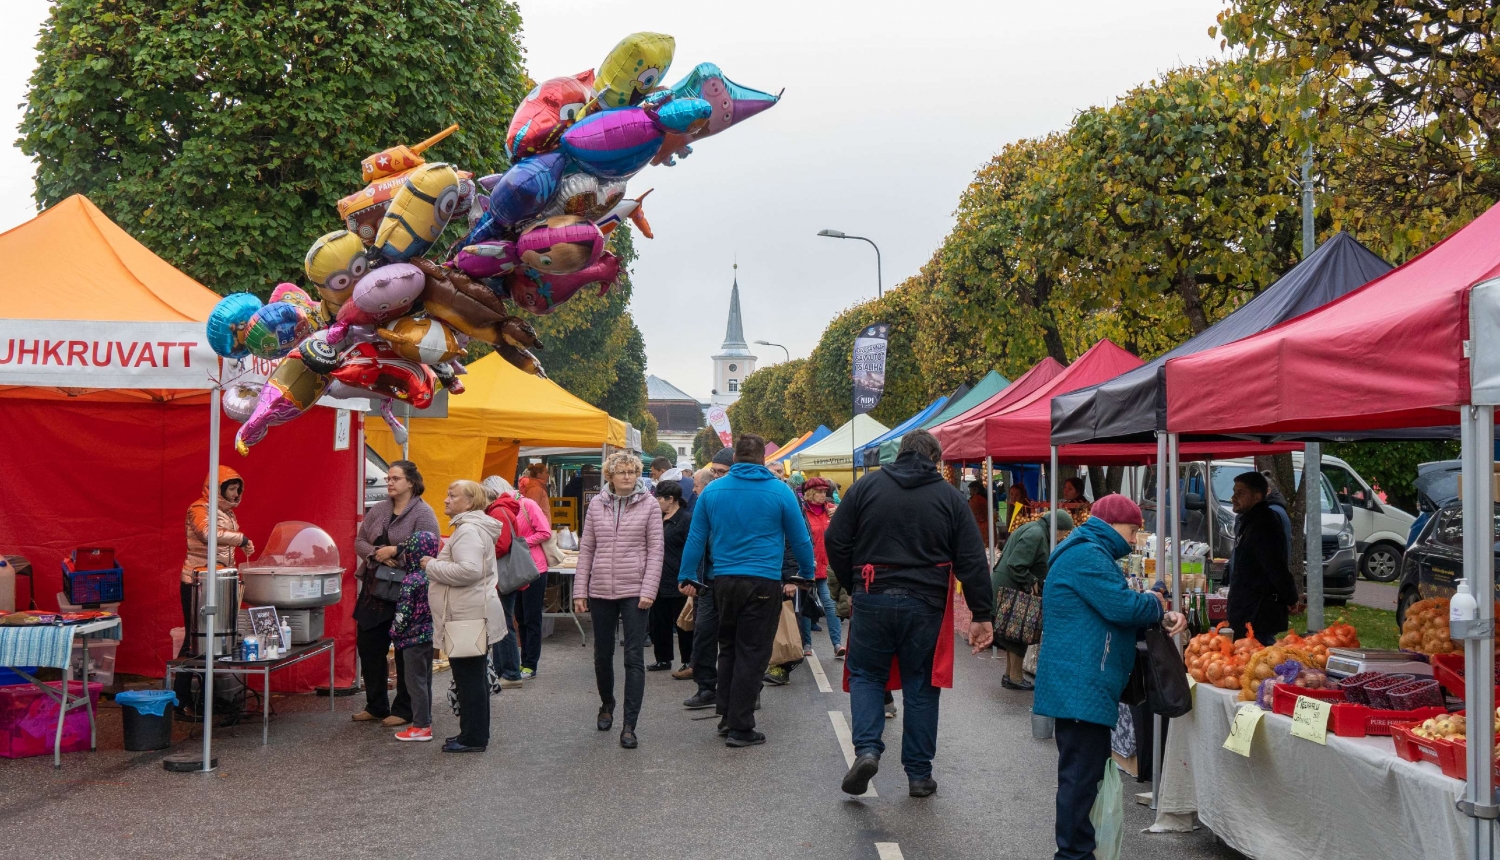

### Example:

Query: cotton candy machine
xmin=238 ymin=522 xmax=345 ymax=644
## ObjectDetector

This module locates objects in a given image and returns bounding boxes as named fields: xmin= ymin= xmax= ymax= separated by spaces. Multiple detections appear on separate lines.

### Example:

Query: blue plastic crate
xmin=61 ymin=561 xmax=123 ymax=605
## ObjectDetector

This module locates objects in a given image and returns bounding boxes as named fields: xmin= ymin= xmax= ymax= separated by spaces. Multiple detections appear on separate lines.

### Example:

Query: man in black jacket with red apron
xmin=825 ymin=430 xmax=995 ymax=797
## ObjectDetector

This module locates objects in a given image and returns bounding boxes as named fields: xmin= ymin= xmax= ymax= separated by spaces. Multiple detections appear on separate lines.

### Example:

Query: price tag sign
xmin=1289 ymin=696 xmax=1332 ymax=745
xmin=1186 ymin=673 xmax=1198 ymax=702
xmin=1223 ymin=704 xmax=1265 ymax=757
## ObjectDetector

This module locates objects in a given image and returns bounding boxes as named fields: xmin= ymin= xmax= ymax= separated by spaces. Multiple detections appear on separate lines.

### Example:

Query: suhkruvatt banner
xmin=0 ymin=319 xmax=217 ymax=389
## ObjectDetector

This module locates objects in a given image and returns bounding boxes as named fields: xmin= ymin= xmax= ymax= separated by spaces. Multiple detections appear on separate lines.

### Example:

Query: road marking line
xmin=807 ymin=647 xmax=833 ymax=693
xmin=875 ymin=843 xmax=904 ymax=860
xmin=828 ymin=710 xmax=876 ymax=797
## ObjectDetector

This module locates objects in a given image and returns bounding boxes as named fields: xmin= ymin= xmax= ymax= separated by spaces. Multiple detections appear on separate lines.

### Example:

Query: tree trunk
xmin=1176 ymin=271 xmax=1212 ymax=335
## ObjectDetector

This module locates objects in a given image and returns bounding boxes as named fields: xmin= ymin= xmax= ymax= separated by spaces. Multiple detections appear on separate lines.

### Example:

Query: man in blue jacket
xmin=679 ymin=434 xmax=814 ymax=747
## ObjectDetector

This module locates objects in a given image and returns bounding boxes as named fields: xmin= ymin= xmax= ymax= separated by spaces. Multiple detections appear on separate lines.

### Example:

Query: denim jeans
xmin=590 ymin=597 xmax=649 ymax=727
xmin=491 ymin=590 xmax=522 ymax=681
xmin=846 ymin=589 xmax=945 ymax=778
xmin=796 ymin=580 xmax=842 ymax=650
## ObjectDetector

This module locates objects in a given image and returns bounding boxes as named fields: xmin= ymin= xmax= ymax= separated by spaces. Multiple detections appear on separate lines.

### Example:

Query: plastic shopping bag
xmin=1088 ymin=759 xmax=1124 ymax=860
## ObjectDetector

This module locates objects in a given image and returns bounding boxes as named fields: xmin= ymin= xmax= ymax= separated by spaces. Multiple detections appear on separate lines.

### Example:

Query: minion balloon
xmin=375 ymin=162 xmax=461 ymax=262
xmin=303 ymin=229 xmax=371 ymax=312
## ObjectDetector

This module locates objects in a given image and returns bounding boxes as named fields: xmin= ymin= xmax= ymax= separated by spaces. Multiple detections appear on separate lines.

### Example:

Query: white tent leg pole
xmin=1305 ymin=442 xmax=1324 ymax=632
xmin=1461 ymin=406 xmax=1497 ymax=855
xmin=1155 ymin=434 xmax=1167 ymax=585
xmin=1049 ymin=447 xmax=1059 ymax=552
xmin=1204 ymin=457 xmax=1214 ymax=563
xmin=202 ymin=385 xmax=221 ymax=772
xmin=1169 ymin=433 xmax=1182 ymax=622
xmin=985 ymin=456 xmax=995 ymax=564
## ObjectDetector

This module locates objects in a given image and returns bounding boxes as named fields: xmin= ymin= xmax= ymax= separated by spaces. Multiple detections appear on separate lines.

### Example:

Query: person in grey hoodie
xmin=574 ymin=452 xmax=665 ymax=749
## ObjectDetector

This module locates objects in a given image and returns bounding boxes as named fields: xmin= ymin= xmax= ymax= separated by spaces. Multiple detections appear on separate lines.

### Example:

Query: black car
xmin=1396 ymin=499 xmax=1499 ymax=627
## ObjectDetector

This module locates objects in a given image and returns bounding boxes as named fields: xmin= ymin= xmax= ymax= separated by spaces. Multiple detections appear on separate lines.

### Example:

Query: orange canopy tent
xmin=0 ymin=196 xmax=360 ymax=698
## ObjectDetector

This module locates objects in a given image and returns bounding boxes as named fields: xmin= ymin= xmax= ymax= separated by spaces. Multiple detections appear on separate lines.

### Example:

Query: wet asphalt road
xmin=0 ymin=623 xmax=1240 ymax=860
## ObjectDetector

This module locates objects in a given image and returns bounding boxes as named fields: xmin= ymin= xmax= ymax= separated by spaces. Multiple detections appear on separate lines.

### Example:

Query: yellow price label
xmin=1186 ymin=674 xmax=1197 ymax=702
xmin=1289 ymin=696 xmax=1333 ymax=745
xmin=1223 ymin=704 xmax=1265 ymax=757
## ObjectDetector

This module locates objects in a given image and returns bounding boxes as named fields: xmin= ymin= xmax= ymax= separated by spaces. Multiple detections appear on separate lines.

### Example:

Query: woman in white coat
xmin=421 ymin=480 xmax=506 ymax=753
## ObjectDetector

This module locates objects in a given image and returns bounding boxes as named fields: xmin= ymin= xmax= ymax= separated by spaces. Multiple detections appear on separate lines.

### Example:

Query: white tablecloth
xmin=1156 ymin=682 xmax=1486 ymax=859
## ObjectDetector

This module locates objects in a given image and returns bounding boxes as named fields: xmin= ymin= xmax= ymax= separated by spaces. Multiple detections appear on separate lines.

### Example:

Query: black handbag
xmin=368 ymin=563 xmax=406 ymax=603
xmin=798 ymin=588 xmax=825 ymax=620
xmin=1140 ymin=625 xmax=1192 ymax=717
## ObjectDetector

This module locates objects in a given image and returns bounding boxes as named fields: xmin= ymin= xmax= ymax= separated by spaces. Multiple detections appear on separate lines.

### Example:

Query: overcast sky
xmin=0 ymin=1 xmax=1224 ymax=401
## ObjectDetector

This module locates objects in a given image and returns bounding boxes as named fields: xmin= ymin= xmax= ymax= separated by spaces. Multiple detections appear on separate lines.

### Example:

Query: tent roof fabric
xmin=1166 ymin=202 xmax=1500 ymax=435
xmin=921 ymin=371 xmax=1012 ymax=430
xmin=1051 ymin=232 xmax=1393 ymax=445
xmin=405 ymin=352 xmax=627 ymax=448
xmin=0 ymin=195 xmax=220 ymax=322
xmin=790 ymin=415 xmax=890 ymax=471
xmin=768 ymin=425 xmax=831 ymax=466
xmin=929 ymin=358 xmax=1065 ymax=460
xmin=856 ymin=395 xmax=949 ymax=457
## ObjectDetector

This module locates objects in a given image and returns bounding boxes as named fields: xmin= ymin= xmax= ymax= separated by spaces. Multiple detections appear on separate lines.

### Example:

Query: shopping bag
xmin=1142 ymin=625 xmax=1192 ymax=717
xmin=1022 ymin=642 xmax=1040 ymax=676
xmin=995 ymin=588 xmax=1020 ymax=633
xmin=770 ymin=601 xmax=802 ymax=666
xmin=999 ymin=588 xmax=1042 ymax=645
xmin=1088 ymin=759 xmax=1124 ymax=860
xmin=676 ymin=596 xmax=695 ymax=632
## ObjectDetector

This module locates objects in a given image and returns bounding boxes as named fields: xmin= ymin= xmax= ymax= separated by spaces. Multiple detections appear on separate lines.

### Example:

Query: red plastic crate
xmin=0 ymin=681 xmax=101 ymax=759
xmin=1271 ymin=683 xmax=1346 ymax=717
xmin=1390 ymin=723 xmax=1450 ymax=770
xmin=1430 ymin=653 xmax=1500 ymax=702
xmin=1328 ymin=702 xmax=1448 ymax=737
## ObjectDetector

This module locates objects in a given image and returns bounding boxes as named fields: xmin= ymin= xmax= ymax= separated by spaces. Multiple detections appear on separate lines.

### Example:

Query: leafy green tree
xmin=1217 ymin=0 xmax=1500 ymax=258
xmin=692 ymin=425 xmax=724 ymax=469
xmin=727 ymin=358 xmax=807 ymax=444
xmin=648 ymin=441 xmax=679 ymax=463
xmin=1327 ymin=440 xmax=1459 ymax=512
xmin=21 ymin=0 xmax=528 ymax=297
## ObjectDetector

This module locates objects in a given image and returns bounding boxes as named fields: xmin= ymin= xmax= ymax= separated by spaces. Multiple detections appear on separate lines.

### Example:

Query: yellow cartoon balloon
xmin=304 ymin=229 xmax=370 ymax=314
xmin=375 ymin=162 xmax=461 ymax=262
xmin=594 ymin=32 xmax=675 ymax=109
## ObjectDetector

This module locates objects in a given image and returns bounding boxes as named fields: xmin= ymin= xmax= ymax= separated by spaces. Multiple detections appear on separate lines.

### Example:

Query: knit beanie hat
xmin=1090 ymin=494 xmax=1143 ymax=527
xmin=711 ymin=447 xmax=734 ymax=466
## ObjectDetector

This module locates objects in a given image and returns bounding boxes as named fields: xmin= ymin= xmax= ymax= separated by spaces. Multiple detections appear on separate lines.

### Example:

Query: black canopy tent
xmin=1050 ymin=232 xmax=1395 ymax=447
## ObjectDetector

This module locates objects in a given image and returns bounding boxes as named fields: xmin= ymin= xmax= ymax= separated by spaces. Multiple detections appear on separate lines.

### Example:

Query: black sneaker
xmin=716 ymin=719 xmax=730 ymax=737
xmin=909 ymin=777 xmax=937 ymax=797
xmin=1001 ymin=676 xmax=1035 ymax=692
xmin=725 ymin=730 xmax=766 ymax=747
xmin=842 ymin=753 xmax=879 ymax=794
xmin=647 ymin=661 xmax=672 ymax=672
xmin=683 ymin=689 xmax=716 ymax=709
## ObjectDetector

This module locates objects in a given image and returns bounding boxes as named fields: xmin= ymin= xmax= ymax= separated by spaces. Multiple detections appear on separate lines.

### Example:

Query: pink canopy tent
xmin=1163 ymin=203 xmax=1500 ymax=859
xmin=930 ymin=357 xmax=1066 ymax=460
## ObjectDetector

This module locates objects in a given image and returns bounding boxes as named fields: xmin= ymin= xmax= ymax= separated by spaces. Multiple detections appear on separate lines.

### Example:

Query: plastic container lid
xmin=240 ymin=521 xmax=342 ymax=576
xmin=115 ymin=689 xmax=178 ymax=716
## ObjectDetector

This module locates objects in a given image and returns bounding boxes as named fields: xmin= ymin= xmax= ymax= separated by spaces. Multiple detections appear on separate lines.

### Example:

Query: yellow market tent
xmin=368 ymin=352 xmax=627 ymax=529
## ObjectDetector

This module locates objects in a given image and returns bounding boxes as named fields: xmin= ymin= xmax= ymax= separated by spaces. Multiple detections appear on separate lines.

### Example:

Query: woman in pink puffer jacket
xmin=574 ymin=452 xmax=664 ymax=750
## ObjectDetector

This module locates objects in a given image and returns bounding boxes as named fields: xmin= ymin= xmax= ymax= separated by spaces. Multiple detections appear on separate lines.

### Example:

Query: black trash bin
xmin=117 ymin=690 xmax=176 ymax=751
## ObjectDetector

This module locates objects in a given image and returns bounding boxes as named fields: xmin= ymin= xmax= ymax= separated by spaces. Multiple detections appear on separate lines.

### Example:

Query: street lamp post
xmin=753 ymin=340 xmax=790 ymax=362
xmin=817 ymin=229 xmax=882 ymax=299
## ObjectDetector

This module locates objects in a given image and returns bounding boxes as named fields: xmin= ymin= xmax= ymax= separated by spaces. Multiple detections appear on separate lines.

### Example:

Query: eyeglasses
xmin=711 ymin=466 xmax=729 ymax=476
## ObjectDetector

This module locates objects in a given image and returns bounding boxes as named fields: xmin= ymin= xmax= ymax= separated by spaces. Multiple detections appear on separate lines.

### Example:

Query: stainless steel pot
xmin=191 ymin=567 xmax=241 ymax=658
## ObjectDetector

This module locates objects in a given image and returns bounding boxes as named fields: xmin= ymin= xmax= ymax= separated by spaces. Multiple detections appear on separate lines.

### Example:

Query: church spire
xmin=720 ymin=263 xmax=749 ymax=354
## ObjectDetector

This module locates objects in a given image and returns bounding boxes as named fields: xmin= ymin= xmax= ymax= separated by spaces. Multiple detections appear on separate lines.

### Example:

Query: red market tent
xmin=0 ymin=196 xmax=360 ymax=692
xmin=1160 ymin=205 xmax=1500 ymax=859
xmin=1164 ymin=203 xmax=1500 ymax=436
xmin=930 ymin=357 xmax=1066 ymax=461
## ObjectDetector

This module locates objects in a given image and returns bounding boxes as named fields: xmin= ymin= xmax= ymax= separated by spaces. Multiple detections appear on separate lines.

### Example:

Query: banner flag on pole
xmin=852 ymin=323 xmax=890 ymax=416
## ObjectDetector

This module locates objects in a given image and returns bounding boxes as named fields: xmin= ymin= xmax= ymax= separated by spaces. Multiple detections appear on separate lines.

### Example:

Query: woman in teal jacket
xmin=1033 ymin=495 xmax=1185 ymax=860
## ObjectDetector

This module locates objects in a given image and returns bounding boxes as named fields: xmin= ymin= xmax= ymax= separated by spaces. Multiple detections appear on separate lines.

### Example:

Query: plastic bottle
xmin=280 ymin=617 xmax=293 ymax=651
xmin=1450 ymin=577 xmax=1479 ymax=639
